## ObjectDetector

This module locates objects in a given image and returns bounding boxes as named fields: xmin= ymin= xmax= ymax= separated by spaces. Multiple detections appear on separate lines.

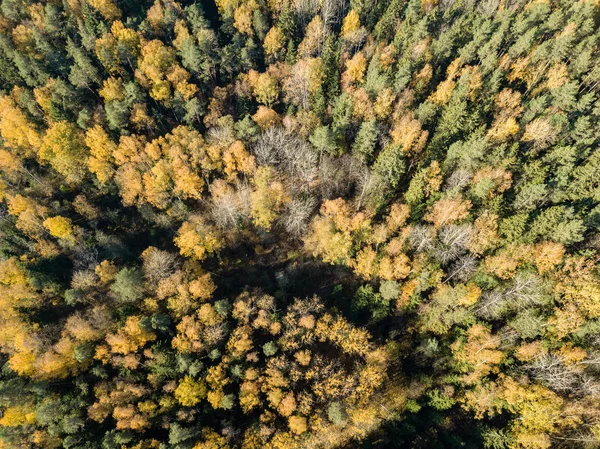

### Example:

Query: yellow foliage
xmin=253 ymin=73 xmax=279 ymax=106
xmin=189 ymin=273 xmax=216 ymax=300
xmin=373 ymin=87 xmax=396 ymax=119
xmin=223 ymin=140 xmax=256 ymax=180
xmin=451 ymin=324 xmax=504 ymax=384
xmin=554 ymin=256 xmax=600 ymax=320
xmin=100 ymin=77 xmax=125 ymax=101
xmin=106 ymin=316 xmax=156 ymax=355
xmin=252 ymin=106 xmax=281 ymax=129
xmin=43 ymin=216 xmax=74 ymax=241
xmin=250 ymin=166 xmax=289 ymax=230
xmin=534 ymin=241 xmax=564 ymax=274
xmin=193 ymin=428 xmax=231 ymax=449
xmin=264 ymin=26 xmax=286 ymax=56
xmin=40 ymin=121 xmax=87 ymax=183
xmin=88 ymin=0 xmax=121 ymax=20
xmin=0 ymin=405 xmax=36 ymax=427
xmin=341 ymin=10 xmax=361 ymax=37
xmin=175 ymin=216 xmax=225 ymax=260
xmin=298 ymin=15 xmax=323 ymax=57
xmin=469 ymin=211 xmax=499 ymax=255
xmin=288 ymin=415 xmax=307 ymax=434
xmin=0 ymin=95 xmax=41 ymax=151
xmin=353 ymin=247 xmax=378 ymax=279
xmin=546 ymin=63 xmax=568 ymax=90
xmin=343 ymin=52 xmax=367 ymax=87
xmin=429 ymin=78 xmax=455 ymax=105
xmin=390 ymin=113 xmax=428 ymax=154
xmin=304 ymin=199 xmax=365 ymax=266
xmin=95 ymin=260 xmax=118 ymax=283
xmin=233 ymin=3 xmax=254 ymax=35
xmin=175 ymin=376 xmax=207 ymax=406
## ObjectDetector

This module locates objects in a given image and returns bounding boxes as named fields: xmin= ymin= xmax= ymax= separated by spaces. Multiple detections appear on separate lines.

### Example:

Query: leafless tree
xmin=408 ymin=225 xmax=435 ymax=253
xmin=206 ymin=123 xmax=235 ymax=147
xmin=355 ymin=163 xmax=376 ymax=210
xmin=142 ymin=247 xmax=178 ymax=283
xmin=294 ymin=0 xmax=320 ymax=26
xmin=477 ymin=0 xmax=500 ymax=15
xmin=319 ymin=154 xmax=358 ymax=199
xmin=526 ymin=353 xmax=600 ymax=396
xmin=282 ymin=196 xmax=317 ymax=237
xmin=476 ymin=274 xmax=548 ymax=319
xmin=72 ymin=244 xmax=98 ymax=270
xmin=435 ymin=224 xmax=473 ymax=264
xmin=253 ymin=128 xmax=318 ymax=192
xmin=445 ymin=169 xmax=473 ymax=191
xmin=321 ymin=0 xmax=347 ymax=30
xmin=446 ymin=254 xmax=479 ymax=283
xmin=210 ymin=182 xmax=251 ymax=229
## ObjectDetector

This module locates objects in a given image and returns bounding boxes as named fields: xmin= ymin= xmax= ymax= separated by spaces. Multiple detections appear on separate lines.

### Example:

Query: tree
xmin=297 ymin=15 xmax=323 ymax=57
xmin=288 ymin=415 xmax=307 ymax=434
xmin=425 ymin=195 xmax=472 ymax=228
xmin=252 ymin=106 xmax=281 ymax=129
xmin=264 ymin=26 xmax=286 ymax=59
xmin=85 ymin=125 xmax=116 ymax=184
xmin=342 ymin=51 xmax=367 ymax=87
xmin=175 ymin=376 xmax=207 ymax=406
xmin=252 ymin=72 xmax=279 ymax=106
xmin=43 ymin=216 xmax=75 ymax=242
xmin=352 ymin=120 xmax=378 ymax=163
xmin=250 ymin=166 xmax=289 ymax=230
xmin=110 ymin=268 xmax=145 ymax=303
xmin=175 ymin=216 xmax=225 ymax=260
xmin=39 ymin=121 xmax=87 ymax=183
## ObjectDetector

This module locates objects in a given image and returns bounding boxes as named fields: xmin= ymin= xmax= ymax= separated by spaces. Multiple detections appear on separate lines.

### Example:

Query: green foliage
xmin=110 ymin=268 xmax=145 ymax=303
xmin=327 ymin=401 xmax=347 ymax=426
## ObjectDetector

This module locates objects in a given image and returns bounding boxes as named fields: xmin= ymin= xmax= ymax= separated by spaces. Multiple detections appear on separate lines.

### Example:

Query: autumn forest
xmin=0 ymin=0 xmax=599 ymax=448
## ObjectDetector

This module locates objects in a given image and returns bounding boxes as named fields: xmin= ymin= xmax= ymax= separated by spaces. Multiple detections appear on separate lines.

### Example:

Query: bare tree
xmin=282 ymin=196 xmax=317 ymax=237
xmin=210 ymin=182 xmax=252 ymax=229
xmin=446 ymin=254 xmax=479 ymax=283
xmin=445 ymin=169 xmax=473 ymax=191
xmin=294 ymin=0 xmax=320 ymax=26
xmin=321 ymin=0 xmax=348 ymax=31
xmin=476 ymin=274 xmax=548 ymax=319
xmin=409 ymin=225 xmax=435 ymax=253
xmin=319 ymin=154 xmax=357 ymax=199
xmin=252 ymin=128 xmax=318 ymax=192
xmin=435 ymin=224 xmax=473 ymax=264
xmin=142 ymin=247 xmax=178 ymax=283
xmin=526 ymin=353 xmax=600 ymax=396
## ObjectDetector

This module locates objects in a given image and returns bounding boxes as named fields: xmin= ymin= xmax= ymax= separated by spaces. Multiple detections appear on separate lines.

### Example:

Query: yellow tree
xmin=39 ymin=121 xmax=88 ymax=183
xmin=298 ymin=15 xmax=324 ymax=58
xmin=451 ymin=324 xmax=504 ymax=385
xmin=250 ymin=166 xmax=289 ymax=230
xmin=88 ymin=0 xmax=121 ymax=20
xmin=252 ymin=72 xmax=279 ymax=106
xmin=252 ymin=106 xmax=281 ymax=130
xmin=0 ymin=94 xmax=41 ymax=153
xmin=342 ymin=52 xmax=367 ymax=89
xmin=264 ymin=26 xmax=286 ymax=58
xmin=175 ymin=216 xmax=225 ymax=261
xmin=85 ymin=125 xmax=116 ymax=184
xmin=175 ymin=376 xmax=207 ymax=406
xmin=43 ymin=216 xmax=75 ymax=242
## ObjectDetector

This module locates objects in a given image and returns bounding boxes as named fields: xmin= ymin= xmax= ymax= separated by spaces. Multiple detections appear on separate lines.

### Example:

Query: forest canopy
xmin=1 ymin=0 xmax=600 ymax=448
